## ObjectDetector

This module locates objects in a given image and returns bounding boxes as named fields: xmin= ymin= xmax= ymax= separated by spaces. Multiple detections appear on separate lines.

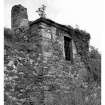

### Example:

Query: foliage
xmin=86 ymin=46 xmax=101 ymax=85
xmin=4 ymin=26 xmax=101 ymax=105
xmin=4 ymin=28 xmax=14 ymax=42
xmin=4 ymin=44 xmax=44 ymax=105
xmin=82 ymin=46 xmax=101 ymax=105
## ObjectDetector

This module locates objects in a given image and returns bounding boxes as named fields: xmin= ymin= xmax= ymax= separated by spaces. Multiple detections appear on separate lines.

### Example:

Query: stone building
xmin=4 ymin=4 xmax=90 ymax=105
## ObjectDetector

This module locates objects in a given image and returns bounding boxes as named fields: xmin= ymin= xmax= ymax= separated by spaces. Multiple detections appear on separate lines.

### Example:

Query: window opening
xmin=64 ymin=36 xmax=72 ymax=61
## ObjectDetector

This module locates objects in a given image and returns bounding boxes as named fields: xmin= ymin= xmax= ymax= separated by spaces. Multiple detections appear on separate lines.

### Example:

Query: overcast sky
xmin=4 ymin=0 xmax=104 ymax=52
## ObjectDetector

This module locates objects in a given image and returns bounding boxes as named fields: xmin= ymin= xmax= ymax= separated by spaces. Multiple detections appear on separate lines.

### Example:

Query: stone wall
xmin=5 ymin=5 xmax=90 ymax=104
xmin=29 ymin=22 xmax=87 ymax=105
xmin=11 ymin=4 xmax=28 ymax=29
xmin=73 ymin=29 xmax=90 ymax=64
xmin=4 ymin=21 xmax=89 ymax=105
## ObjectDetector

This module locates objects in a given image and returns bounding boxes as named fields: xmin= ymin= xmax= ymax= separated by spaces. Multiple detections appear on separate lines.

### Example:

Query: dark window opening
xmin=64 ymin=36 xmax=72 ymax=61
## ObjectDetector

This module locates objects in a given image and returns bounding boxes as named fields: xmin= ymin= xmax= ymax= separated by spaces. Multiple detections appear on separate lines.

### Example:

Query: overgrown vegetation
xmin=4 ymin=28 xmax=101 ymax=105
xmin=87 ymin=46 xmax=101 ymax=85
xmin=83 ymin=46 xmax=101 ymax=105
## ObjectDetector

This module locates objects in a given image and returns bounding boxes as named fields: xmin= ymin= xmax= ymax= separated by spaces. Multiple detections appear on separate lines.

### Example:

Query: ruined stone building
xmin=4 ymin=4 xmax=91 ymax=105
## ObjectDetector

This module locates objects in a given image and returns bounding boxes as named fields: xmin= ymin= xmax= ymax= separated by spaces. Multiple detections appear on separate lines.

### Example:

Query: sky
xmin=4 ymin=0 xmax=104 ymax=52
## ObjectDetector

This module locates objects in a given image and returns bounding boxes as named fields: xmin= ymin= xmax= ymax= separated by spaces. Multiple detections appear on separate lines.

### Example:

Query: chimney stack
xmin=11 ymin=4 xmax=28 ymax=29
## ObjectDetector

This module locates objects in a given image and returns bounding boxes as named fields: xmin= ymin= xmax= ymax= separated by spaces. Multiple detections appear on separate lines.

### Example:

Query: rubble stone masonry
xmin=4 ymin=4 xmax=90 ymax=105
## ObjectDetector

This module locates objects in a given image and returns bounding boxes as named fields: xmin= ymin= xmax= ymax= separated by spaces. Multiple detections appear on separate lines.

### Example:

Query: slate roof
xmin=30 ymin=17 xmax=73 ymax=34
xmin=29 ymin=17 xmax=90 ymax=40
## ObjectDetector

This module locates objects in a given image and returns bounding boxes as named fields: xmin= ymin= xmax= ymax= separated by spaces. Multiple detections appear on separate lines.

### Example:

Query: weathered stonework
xmin=11 ymin=4 xmax=28 ymax=29
xmin=4 ymin=4 xmax=91 ymax=105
